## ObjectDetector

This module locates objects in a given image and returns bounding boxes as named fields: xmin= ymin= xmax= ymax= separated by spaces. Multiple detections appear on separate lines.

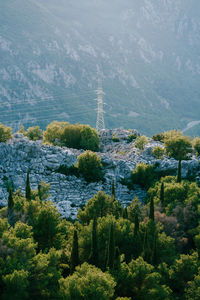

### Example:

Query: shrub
xmin=152 ymin=133 xmax=165 ymax=142
xmin=76 ymin=150 xmax=103 ymax=182
xmin=152 ymin=146 xmax=165 ymax=159
xmin=112 ymin=134 xmax=120 ymax=142
xmin=80 ymin=125 xmax=99 ymax=151
xmin=127 ymin=134 xmax=137 ymax=143
xmin=24 ymin=126 xmax=43 ymax=141
xmin=193 ymin=137 xmax=200 ymax=156
xmin=61 ymin=124 xmax=81 ymax=149
xmin=131 ymin=163 xmax=156 ymax=189
xmin=0 ymin=123 xmax=12 ymax=142
xmin=43 ymin=121 xmax=69 ymax=145
xmin=134 ymin=135 xmax=148 ymax=150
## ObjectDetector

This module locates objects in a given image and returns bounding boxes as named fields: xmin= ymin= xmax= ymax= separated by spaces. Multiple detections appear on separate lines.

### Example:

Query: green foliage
xmin=43 ymin=121 xmax=68 ymax=145
xmin=59 ymin=262 xmax=116 ymax=300
xmin=152 ymin=146 xmax=165 ymax=159
xmin=152 ymin=133 xmax=165 ymax=142
xmin=127 ymin=133 xmax=137 ymax=143
xmin=0 ymin=123 xmax=12 ymax=142
xmin=2 ymin=269 xmax=29 ymax=300
xmin=131 ymin=163 xmax=156 ymax=189
xmin=185 ymin=267 xmax=200 ymax=300
xmin=112 ymin=133 xmax=120 ymax=142
xmin=106 ymin=223 xmax=115 ymax=270
xmin=193 ymin=137 xmax=200 ymax=156
xmin=43 ymin=121 xmax=100 ymax=151
xmin=77 ymin=191 xmax=122 ymax=224
xmin=89 ymin=218 xmax=98 ymax=267
xmin=25 ymin=169 xmax=31 ymax=201
xmin=21 ymin=125 xmax=43 ymax=141
xmin=134 ymin=135 xmax=148 ymax=150
xmin=76 ymin=150 xmax=103 ymax=182
xmin=70 ymin=230 xmax=79 ymax=272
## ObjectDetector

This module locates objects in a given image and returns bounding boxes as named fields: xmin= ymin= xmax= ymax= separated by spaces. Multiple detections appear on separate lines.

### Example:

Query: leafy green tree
xmin=29 ymin=248 xmax=62 ymax=299
xmin=24 ymin=126 xmax=43 ymax=141
xmin=43 ymin=121 xmax=69 ymax=145
xmin=76 ymin=150 xmax=103 ymax=182
xmin=37 ymin=181 xmax=50 ymax=201
xmin=193 ymin=137 xmax=200 ymax=156
xmin=116 ymin=257 xmax=171 ymax=299
xmin=59 ymin=262 xmax=116 ymax=300
xmin=33 ymin=203 xmax=63 ymax=251
xmin=25 ymin=169 xmax=31 ymax=201
xmin=70 ymin=230 xmax=79 ymax=273
xmin=0 ymin=123 xmax=12 ymax=142
xmin=165 ymin=135 xmax=192 ymax=182
xmin=131 ymin=163 xmax=156 ymax=189
xmin=61 ymin=123 xmax=81 ymax=149
xmin=169 ymin=252 xmax=199 ymax=295
xmin=185 ymin=267 xmax=200 ymax=300
xmin=80 ymin=125 xmax=100 ymax=151
xmin=2 ymin=269 xmax=29 ymax=300
xmin=77 ymin=191 xmax=122 ymax=224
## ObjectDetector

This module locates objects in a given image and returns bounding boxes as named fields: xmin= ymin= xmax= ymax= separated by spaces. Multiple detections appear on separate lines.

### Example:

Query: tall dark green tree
xmin=160 ymin=182 xmax=165 ymax=208
xmin=70 ymin=230 xmax=79 ymax=273
xmin=114 ymin=246 xmax=121 ymax=271
xmin=134 ymin=212 xmax=139 ymax=236
xmin=106 ymin=223 xmax=115 ymax=270
xmin=149 ymin=197 xmax=154 ymax=221
xmin=89 ymin=217 xmax=98 ymax=267
xmin=111 ymin=178 xmax=115 ymax=201
xmin=25 ymin=169 xmax=31 ymax=201
xmin=8 ymin=188 xmax=14 ymax=211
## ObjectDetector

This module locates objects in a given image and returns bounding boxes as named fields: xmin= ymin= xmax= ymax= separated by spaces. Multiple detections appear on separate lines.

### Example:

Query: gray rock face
xmin=0 ymin=130 xmax=199 ymax=217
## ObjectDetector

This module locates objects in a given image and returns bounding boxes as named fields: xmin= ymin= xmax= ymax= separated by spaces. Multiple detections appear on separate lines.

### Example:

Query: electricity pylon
xmin=96 ymin=79 xmax=105 ymax=132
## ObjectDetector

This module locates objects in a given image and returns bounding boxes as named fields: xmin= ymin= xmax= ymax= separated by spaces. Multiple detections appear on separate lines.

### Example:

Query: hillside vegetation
xmin=0 ymin=122 xmax=200 ymax=299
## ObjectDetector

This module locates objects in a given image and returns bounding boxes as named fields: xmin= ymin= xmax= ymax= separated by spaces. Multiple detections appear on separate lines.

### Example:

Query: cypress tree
xmin=114 ymin=246 xmax=121 ymax=271
xmin=177 ymin=159 xmax=182 ymax=183
xmin=70 ymin=229 xmax=79 ymax=273
xmin=123 ymin=207 xmax=128 ymax=219
xmin=38 ymin=183 xmax=42 ymax=201
xmin=89 ymin=217 xmax=98 ymax=267
xmin=25 ymin=169 xmax=31 ymax=201
xmin=8 ymin=188 xmax=14 ymax=211
xmin=106 ymin=223 xmax=115 ymax=270
xmin=134 ymin=212 xmax=139 ymax=236
xmin=149 ymin=197 xmax=154 ymax=221
xmin=160 ymin=182 xmax=165 ymax=208
xmin=111 ymin=178 xmax=115 ymax=201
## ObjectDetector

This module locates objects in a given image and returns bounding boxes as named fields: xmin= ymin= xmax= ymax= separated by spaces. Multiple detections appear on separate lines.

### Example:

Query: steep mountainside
xmin=1 ymin=0 xmax=200 ymax=135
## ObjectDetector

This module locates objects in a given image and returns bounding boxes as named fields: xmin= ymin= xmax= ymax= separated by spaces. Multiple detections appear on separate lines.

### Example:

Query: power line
xmin=96 ymin=79 xmax=105 ymax=132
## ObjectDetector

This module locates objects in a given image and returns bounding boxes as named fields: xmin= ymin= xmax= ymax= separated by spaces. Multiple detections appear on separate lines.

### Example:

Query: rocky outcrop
xmin=0 ymin=129 xmax=199 ymax=218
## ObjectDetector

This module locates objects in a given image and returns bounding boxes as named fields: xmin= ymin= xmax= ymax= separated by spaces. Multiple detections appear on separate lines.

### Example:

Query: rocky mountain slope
xmin=0 ymin=0 xmax=200 ymax=135
xmin=0 ymin=129 xmax=199 ymax=218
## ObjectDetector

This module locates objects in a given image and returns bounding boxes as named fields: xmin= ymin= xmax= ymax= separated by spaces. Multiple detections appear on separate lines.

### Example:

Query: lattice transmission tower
xmin=96 ymin=79 xmax=105 ymax=132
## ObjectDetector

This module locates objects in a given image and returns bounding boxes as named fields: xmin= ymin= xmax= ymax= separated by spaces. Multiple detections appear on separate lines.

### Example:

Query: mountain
xmin=1 ymin=0 xmax=200 ymax=135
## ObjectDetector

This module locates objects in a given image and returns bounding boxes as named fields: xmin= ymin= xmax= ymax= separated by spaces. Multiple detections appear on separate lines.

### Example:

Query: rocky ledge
xmin=0 ymin=129 xmax=199 ymax=218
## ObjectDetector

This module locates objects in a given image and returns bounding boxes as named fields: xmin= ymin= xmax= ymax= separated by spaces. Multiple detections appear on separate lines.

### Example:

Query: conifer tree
xmin=149 ymin=197 xmax=154 ymax=221
xmin=160 ymin=182 xmax=165 ymax=208
xmin=134 ymin=212 xmax=139 ymax=236
xmin=89 ymin=217 xmax=98 ymax=267
xmin=123 ymin=207 xmax=128 ymax=219
xmin=8 ymin=188 xmax=14 ymax=211
xmin=106 ymin=223 xmax=115 ymax=270
xmin=114 ymin=246 xmax=121 ymax=271
xmin=70 ymin=229 xmax=79 ymax=273
xmin=111 ymin=178 xmax=115 ymax=201
xmin=25 ymin=169 xmax=31 ymax=201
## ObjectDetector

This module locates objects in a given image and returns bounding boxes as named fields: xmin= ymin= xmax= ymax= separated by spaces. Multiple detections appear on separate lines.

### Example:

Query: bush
xmin=43 ymin=122 xmax=100 ymax=151
xmin=127 ymin=134 xmax=137 ymax=143
xmin=152 ymin=147 xmax=165 ymax=159
xmin=134 ymin=135 xmax=148 ymax=150
xmin=24 ymin=126 xmax=43 ymax=141
xmin=152 ymin=133 xmax=165 ymax=142
xmin=193 ymin=137 xmax=200 ymax=156
xmin=43 ymin=121 xmax=69 ymax=145
xmin=0 ymin=123 xmax=12 ymax=142
xmin=131 ymin=163 xmax=156 ymax=189
xmin=76 ymin=150 xmax=103 ymax=182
